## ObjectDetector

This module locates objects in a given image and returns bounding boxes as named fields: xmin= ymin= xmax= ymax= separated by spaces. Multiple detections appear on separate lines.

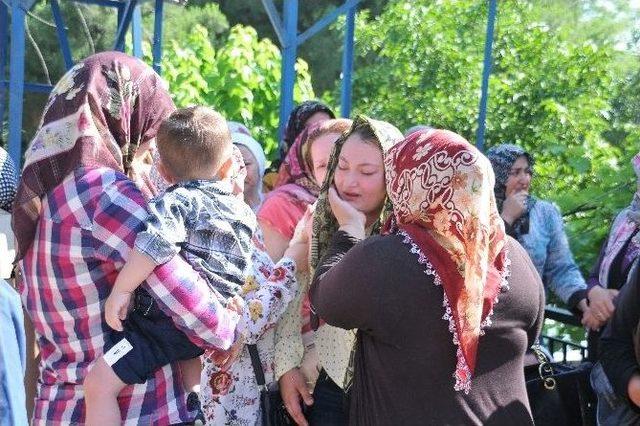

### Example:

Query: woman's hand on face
xmin=284 ymin=207 xmax=314 ymax=272
xmin=501 ymin=190 xmax=528 ymax=225
xmin=328 ymin=187 xmax=366 ymax=239
xmin=279 ymin=368 xmax=313 ymax=426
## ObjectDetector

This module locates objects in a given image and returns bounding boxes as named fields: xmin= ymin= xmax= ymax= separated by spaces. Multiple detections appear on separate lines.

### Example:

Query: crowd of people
xmin=1 ymin=51 xmax=640 ymax=425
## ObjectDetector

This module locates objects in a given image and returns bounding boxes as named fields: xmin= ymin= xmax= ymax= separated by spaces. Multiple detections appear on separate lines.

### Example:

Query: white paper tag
xmin=103 ymin=338 xmax=134 ymax=367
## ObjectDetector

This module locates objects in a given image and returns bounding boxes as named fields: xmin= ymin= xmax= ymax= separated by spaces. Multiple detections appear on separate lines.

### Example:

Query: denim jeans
xmin=307 ymin=370 xmax=347 ymax=426
xmin=0 ymin=280 xmax=27 ymax=426
xmin=591 ymin=362 xmax=640 ymax=426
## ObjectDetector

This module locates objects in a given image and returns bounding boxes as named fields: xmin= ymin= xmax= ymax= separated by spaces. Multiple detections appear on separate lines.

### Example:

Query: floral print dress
xmin=200 ymin=235 xmax=298 ymax=425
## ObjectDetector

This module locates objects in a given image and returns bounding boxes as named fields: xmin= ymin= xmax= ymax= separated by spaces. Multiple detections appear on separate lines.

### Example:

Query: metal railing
xmin=541 ymin=305 xmax=591 ymax=363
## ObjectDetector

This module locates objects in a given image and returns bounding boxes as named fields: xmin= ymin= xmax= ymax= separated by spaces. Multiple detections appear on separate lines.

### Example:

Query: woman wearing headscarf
xmin=584 ymin=154 xmax=640 ymax=425
xmin=280 ymin=100 xmax=335 ymax=162
xmin=261 ymin=101 xmax=334 ymax=191
xmin=12 ymin=52 xmax=276 ymax=425
xmin=582 ymin=153 xmax=640 ymax=330
xmin=258 ymin=119 xmax=351 ymax=261
xmin=275 ymin=116 xmax=403 ymax=425
xmin=232 ymin=132 xmax=267 ymax=211
xmin=310 ymin=129 xmax=545 ymax=425
xmin=486 ymin=144 xmax=590 ymax=318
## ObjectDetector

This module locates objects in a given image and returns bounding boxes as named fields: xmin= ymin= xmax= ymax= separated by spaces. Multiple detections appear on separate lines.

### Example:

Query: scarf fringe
xmin=398 ymin=229 xmax=510 ymax=394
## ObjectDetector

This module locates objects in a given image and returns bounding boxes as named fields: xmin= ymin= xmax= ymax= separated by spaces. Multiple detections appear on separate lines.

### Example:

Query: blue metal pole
xmin=340 ymin=5 xmax=356 ymax=118
xmin=8 ymin=1 xmax=26 ymax=167
xmin=132 ymin=2 xmax=142 ymax=58
xmin=297 ymin=0 xmax=359 ymax=46
xmin=0 ymin=1 xmax=8 ymax=131
xmin=152 ymin=0 xmax=164 ymax=73
xmin=261 ymin=0 xmax=285 ymax=47
xmin=114 ymin=0 xmax=137 ymax=52
xmin=73 ymin=0 xmax=123 ymax=7
xmin=277 ymin=0 xmax=298 ymax=147
xmin=117 ymin=1 xmax=124 ymax=28
xmin=50 ymin=0 xmax=74 ymax=70
xmin=475 ymin=0 xmax=497 ymax=152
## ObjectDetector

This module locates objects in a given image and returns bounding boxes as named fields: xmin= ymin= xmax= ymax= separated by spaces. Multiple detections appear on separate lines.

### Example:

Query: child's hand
xmin=220 ymin=338 xmax=245 ymax=371
xmin=105 ymin=291 xmax=133 ymax=331
xmin=227 ymin=295 xmax=245 ymax=315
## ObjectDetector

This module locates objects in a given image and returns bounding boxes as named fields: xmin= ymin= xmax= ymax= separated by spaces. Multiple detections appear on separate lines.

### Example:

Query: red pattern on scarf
xmin=383 ymin=129 xmax=509 ymax=392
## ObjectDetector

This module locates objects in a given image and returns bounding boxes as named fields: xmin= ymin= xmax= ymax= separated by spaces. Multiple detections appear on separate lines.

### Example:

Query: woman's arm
xmin=259 ymin=222 xmax=291 ymax=262
xmin=310 ymin=230 xmax=375 ymax=330
xmin=91 ymin=175 xmax=243 ymax=350
xmin=256 ymin=191 xmax=307 ymax=261
xmin=274 ymin=281 xmax=306 ymax=379
xmin=541 ymin=203 xmax=587 ymax=310
xmin=241 ymin=255 xmax=298 ymax=344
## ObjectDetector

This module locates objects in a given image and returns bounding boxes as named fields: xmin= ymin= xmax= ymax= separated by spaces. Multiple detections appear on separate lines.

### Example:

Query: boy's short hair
xmin=157 ymin=106 xmax=232 ymax=179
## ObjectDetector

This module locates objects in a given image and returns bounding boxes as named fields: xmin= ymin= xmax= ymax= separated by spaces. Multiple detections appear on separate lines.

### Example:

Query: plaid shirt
xmin=19 ymin=167 xmax=242 ymax=425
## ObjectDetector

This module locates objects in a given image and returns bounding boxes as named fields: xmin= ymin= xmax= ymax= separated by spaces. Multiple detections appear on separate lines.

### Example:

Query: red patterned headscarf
xmin=274 ymin=122 xmax=321 ymax=195
xmin=13 ymin=52 xmax=175 ymax=260
xmin=383 ymin=129 xmax=510 ymax=393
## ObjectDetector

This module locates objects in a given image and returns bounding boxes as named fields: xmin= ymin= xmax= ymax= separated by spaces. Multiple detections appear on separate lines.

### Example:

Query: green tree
xmin=346 ymin=0 xmax=639 ymax=277
xmin=159 ymin=24 xmax=316 ymax=163
xmin=3 ymin=2 xmax=230 ymax=149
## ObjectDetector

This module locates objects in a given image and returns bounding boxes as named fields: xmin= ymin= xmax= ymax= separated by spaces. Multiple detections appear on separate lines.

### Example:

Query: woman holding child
xmin=14 ymin=52 xmax=304 ymax=425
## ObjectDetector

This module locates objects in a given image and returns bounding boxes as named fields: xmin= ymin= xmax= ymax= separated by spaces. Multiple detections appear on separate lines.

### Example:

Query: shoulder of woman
xmin=76 ymin=166 xmax=144 ymax=207
xmin=532 ymin=199 xmax=561 ymax=215
xmin=505 ymin=236 xmax=541 ymax=278
xmin=351 ymin=233 xmax=411 ymax=261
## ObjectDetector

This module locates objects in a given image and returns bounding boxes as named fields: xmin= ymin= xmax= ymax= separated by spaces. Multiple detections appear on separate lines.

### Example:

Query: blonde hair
xmin=304 ymin=118 xmax=352 ymax=171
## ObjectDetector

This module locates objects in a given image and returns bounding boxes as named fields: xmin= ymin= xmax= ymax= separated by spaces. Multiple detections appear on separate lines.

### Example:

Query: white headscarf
xmin=231 ymin=133 xmax=267 ymax=179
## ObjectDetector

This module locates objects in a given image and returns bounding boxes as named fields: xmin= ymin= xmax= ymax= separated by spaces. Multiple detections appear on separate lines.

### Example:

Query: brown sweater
xmin=310 ymin=231 xmax=545 ymax=426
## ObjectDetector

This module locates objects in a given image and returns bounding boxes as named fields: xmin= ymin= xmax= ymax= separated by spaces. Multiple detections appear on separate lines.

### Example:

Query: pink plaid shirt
xmin=20 ymin=167 xmax=242 ymax=425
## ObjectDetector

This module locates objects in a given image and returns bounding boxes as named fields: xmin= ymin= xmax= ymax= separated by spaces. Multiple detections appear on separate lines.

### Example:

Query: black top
xmin=600 ymin=264 xmax=640 ymax=403
xmin=310 ymin=231 xmax=545 ymax=425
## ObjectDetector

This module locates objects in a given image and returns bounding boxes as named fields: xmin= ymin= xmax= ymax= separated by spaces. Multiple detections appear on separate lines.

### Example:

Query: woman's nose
xmin=343 ymin=172 xmax=358 ymax=189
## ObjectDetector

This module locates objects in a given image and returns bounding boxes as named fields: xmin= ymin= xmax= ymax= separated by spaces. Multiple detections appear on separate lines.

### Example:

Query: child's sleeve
xmin=134 ymin=190 xmax=191 ymax=265
xmin=91 ymin=176 xmax=241 ymax=351
xmin=239 ymin=249 xmax=298 ymax=344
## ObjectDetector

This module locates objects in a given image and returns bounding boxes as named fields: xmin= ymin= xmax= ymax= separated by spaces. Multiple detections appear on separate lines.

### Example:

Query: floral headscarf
xmin=383 ymin=129 xmax=510 ymax=393
xmin=275 ymin=122 xmax=322 ymax=197
xmin=485 ymin=143 xmax=537 ymax=237
xmin=282 ymin=100 xmax=335 ymax=155
xmin=310 ymin=115 xmax=403 ymax=271
xmin=12 ymin=52 xmax=175 ymax=260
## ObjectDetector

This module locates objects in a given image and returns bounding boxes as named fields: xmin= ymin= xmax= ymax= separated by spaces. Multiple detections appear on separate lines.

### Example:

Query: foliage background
xmin=4 ymin=1 xmax=640 ymax=344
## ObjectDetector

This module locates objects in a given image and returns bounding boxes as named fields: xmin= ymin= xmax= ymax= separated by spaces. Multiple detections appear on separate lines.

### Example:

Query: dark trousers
xmin=307 ymin=370 xmax=348 ymax=426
